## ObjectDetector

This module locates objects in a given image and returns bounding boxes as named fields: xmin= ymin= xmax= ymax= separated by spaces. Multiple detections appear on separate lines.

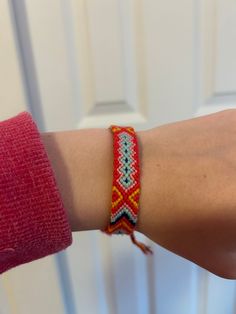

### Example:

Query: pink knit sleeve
xmin=0 ymin=111 xmax=72 ymax=273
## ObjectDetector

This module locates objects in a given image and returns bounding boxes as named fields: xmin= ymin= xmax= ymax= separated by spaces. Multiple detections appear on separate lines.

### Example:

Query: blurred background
xmin=0 ymin=0 xmax=236 ymax=313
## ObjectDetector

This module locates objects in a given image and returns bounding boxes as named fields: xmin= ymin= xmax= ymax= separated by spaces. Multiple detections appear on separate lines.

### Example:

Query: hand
xmin=137 ymin=109 xmax=236 ymax=279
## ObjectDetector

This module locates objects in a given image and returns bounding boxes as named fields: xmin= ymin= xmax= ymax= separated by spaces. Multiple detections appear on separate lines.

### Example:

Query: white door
xmin=0 ymin=0 xmax=236 ymax=313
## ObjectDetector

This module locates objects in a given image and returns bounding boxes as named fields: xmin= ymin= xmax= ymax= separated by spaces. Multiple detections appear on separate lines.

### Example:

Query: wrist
xmin=41 ymin=127 xmax=165 ymax=238
xmin=135 ymin=128 xmax=168 ymax=243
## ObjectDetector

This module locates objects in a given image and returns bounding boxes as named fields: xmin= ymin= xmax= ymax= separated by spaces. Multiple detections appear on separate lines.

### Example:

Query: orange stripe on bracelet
xmin=101 ymin=125 xmax=153 ymax=255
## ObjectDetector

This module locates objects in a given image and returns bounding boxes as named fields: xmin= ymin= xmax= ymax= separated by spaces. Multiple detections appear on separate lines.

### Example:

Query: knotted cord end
xmin=130 ymin=233 xmax=153 ymax=255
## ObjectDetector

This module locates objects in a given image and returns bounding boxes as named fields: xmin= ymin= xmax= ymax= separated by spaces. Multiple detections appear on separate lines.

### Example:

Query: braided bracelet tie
xmin=102 ymin=125 xmax=153 ymax=255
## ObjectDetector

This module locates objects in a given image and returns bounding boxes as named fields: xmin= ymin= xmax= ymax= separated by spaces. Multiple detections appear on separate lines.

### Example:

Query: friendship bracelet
xmin=102 ymin=125 xmax=153 ymax=255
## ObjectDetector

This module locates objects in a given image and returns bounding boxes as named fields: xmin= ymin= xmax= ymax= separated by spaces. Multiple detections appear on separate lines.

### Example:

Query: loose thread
xmin=130 ymin=233 xmax=153 ymax=255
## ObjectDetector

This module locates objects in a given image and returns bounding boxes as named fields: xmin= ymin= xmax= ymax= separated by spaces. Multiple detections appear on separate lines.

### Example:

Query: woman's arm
xmin=41 ymin=109 xmax=236 ymax=279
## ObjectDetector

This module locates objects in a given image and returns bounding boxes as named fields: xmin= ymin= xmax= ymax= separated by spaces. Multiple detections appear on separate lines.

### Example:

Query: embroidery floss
xmin=102 ymin=125 xmax=153 ymax=255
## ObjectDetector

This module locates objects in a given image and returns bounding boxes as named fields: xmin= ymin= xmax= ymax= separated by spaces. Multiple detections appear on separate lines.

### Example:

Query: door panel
xmin=0 ymin=0 xmax=235 ymax=313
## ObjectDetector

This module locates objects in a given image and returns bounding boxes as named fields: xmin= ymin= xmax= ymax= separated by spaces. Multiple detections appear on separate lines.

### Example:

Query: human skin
xmin=41 ymin=109 xmax=236 ymax=279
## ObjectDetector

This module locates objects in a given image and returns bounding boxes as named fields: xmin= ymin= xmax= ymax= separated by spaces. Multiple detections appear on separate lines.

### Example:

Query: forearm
xmin=40 ymin=128 xmax=115 ymax=232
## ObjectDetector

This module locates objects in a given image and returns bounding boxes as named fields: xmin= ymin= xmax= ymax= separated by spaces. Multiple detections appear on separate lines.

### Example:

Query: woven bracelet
xmin=102 ymin=125 xmax=153 ymax=255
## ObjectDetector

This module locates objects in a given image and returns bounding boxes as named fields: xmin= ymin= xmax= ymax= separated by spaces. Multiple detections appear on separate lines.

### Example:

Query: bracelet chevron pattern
xmin=102 ymin=125 xmax=153 ymax=255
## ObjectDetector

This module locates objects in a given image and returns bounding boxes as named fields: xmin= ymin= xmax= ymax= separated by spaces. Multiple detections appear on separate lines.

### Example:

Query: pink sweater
xmin=0 ymin=111 xmax=72 ymax=273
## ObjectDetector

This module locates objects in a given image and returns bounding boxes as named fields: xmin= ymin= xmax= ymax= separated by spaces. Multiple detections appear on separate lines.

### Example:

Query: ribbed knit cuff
xmin=0 ymin=111 xmax=72 ymax=274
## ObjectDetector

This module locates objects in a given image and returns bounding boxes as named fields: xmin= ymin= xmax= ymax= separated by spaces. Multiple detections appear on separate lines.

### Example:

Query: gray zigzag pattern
xmin=117 ymin=131 xmax=136 ymax=189
xmin=111 ymin=206 xmax=137 ymax=223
